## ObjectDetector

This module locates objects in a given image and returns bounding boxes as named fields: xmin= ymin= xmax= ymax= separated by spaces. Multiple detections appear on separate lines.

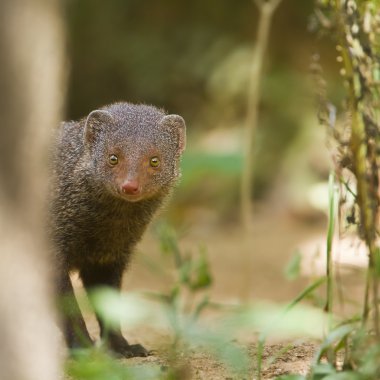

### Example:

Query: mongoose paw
xmin=112 ymin=343 xmax=150 ymax=358
xmin=108 ymin=335 xmax=150 ymax=358
xmin=127 ymin=343 xmax=150 ymax=358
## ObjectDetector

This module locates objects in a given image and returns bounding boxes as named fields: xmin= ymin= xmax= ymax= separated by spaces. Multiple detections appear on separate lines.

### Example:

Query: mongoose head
xmin=83 ymin=103 xmax=186 ymax=202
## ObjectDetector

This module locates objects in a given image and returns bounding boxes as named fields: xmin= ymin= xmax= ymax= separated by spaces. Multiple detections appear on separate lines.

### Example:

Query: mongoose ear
xmin=84 ymin=109 xmax=114 ymax=144
xmin=161 ymin=114 xmax=186 ymax=154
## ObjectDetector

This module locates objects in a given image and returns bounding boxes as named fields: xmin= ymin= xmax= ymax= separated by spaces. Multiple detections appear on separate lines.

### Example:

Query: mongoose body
xmin=50 ymin=102 xmax=186 ymax=357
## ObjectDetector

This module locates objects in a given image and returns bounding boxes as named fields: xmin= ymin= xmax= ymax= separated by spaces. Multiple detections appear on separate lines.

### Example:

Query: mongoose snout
xmin=121 ymin=179 xmax=140 ymax=195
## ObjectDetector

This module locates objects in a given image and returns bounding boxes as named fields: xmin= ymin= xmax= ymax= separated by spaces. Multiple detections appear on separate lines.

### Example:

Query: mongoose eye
xmin=150 ymin=156 xmax=160 ymax=168
xmin=109 ymin=154 xmax=118 ymax=166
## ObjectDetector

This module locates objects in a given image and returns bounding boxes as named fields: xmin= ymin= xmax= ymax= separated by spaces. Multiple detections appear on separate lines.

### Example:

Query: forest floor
xmin=126 ymin=335 xmax=317 ymax=379
xmin=75 ymin=203 xmax=365 ymax=379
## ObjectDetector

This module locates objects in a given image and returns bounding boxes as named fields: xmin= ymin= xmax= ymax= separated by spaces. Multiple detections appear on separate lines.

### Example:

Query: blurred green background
xmin=65 ymin=0 xmax=338 ymax=223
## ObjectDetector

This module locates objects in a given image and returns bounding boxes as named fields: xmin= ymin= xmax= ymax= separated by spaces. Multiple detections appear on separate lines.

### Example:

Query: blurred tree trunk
xmin=0 ymin=0 xmax=65 ymax=379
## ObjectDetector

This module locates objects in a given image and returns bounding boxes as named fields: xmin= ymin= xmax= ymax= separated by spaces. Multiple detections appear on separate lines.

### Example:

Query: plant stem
xmin=240 ymin=0 xmax=283 ymax=229
xmin=334 ymin=0 xmax=380 ymax=337
xmin=325 ymin=172 xmax=337 ymax=323
xmin=363 ymin=268 xmax=371 ymax=328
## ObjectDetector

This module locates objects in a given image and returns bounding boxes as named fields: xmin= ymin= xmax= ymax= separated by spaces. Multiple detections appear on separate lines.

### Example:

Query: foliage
xmin=66 ymin=349 xmax=162 ymax=380
xmin=65 ymin=221 xmax=333 ymax=379
xmin=284 ymin=250 xmax=302 ymax=281
xmin=150 ymin=223 xmax=213 ymax=318
xmin=293 ymin=0 xmax=380 ymax=378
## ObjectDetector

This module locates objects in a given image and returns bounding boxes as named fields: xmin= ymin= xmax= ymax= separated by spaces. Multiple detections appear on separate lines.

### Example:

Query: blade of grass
xmin=285 ymin=277 xmax=327 ymax=312
xmin=257 ymin=277 xmax=326 ymax=379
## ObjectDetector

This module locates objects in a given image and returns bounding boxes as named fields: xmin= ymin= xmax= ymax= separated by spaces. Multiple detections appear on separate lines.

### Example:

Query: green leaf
xmin=314 ymin=325 xmax=354 ymax=363
xmin=179 ymin=257 xmax=192 ymax=284
xmin=157 ymin=223 xmax=183 ymax=267
xmin=285 ymin=277 xmax=326 ymax=311
xmin=192 ymin=294 xmax=210 ymax=320
xmin=276 ymin=375 xmax=306 ymax=380
xmin=190 ymin=247 xmax=212 ymax=290
xmin=322 ymin=372 xmax=361 ymax=380
xmin=89 ymin=288 xmax=164 ymax=330
xmin=311 ymin=362 xmax=336 ymax=378
xmin=66 ymin=348 xmax=162 ymax=380
xmin=284 ymin=250 xmax=302 ymax=281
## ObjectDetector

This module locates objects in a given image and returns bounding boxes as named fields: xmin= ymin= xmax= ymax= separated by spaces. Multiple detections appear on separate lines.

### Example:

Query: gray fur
xmin=50 ymin=102 xmax=186 ymax=357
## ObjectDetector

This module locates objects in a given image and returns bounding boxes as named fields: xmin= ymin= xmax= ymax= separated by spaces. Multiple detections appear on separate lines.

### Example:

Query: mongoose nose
xmin=121 ymin=180 xmax=140 ymax=195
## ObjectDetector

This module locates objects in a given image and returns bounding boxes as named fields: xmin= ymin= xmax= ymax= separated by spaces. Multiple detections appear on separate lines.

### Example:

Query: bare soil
xmin=126 ymin=337 xmax=317 ymax=379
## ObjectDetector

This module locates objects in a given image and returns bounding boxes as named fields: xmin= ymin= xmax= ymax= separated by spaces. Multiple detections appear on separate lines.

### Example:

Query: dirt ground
xmin=75 ymin=204 xmax=365 ymax=379
xmin=125 ymin=337 xmax=317 ymax=379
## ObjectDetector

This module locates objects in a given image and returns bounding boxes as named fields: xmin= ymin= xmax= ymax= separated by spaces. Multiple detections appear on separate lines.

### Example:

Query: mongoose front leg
xmin=58 ymin=269 xmax=92 ymax=349
xmin=80 ymin=263 xmax=149 ymax=358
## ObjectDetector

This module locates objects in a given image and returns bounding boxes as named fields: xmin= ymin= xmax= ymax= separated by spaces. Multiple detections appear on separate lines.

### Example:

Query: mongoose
xmin=50 ymin=102 xmax=186 ymax=357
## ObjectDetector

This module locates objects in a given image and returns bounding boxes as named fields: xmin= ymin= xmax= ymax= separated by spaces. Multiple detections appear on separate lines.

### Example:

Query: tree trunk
xmin=0 ymin=0 xmax=65 ymax=379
